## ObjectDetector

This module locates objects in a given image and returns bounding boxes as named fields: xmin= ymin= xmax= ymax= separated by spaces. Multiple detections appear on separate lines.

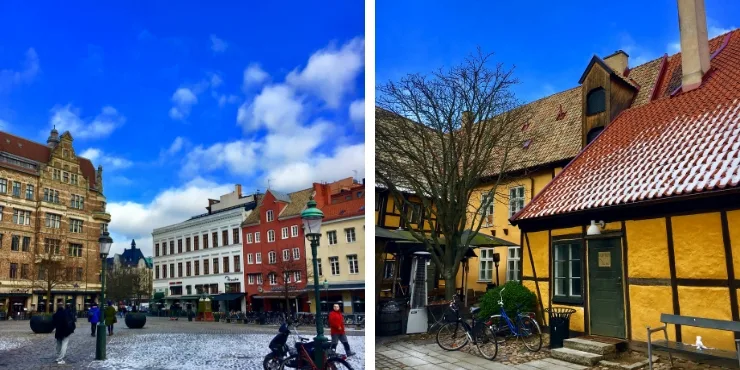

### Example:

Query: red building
xmin=242 ymin=177 xmax=357 ymax=312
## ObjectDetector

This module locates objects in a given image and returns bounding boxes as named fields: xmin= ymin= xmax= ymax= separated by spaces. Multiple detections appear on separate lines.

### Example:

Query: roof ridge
xmin=0 ymin=130 xmax=52 ymax=150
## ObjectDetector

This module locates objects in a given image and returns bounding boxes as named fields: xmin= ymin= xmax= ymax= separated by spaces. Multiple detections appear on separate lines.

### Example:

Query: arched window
xmin=586 ymin=87 xmax=606 ymax=115
xmin=586 ymin=126 xmax=605 ymax=145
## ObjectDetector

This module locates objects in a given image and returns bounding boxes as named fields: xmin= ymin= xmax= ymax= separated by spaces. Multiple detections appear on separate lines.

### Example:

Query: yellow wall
xmin=678 ymin=286 xmax=734 ymax=351
xmin=522 ymin=231 xmax=549 ymax=278
xmin=630 ymin=285 xmax=675 ymax=342
xmin=626 ymin=218 xmax=670 ymax=279
xmin=728 ymin=210 xmax=740 ymax=275
xmin=672 ymin=213 xmax=727 ymax=279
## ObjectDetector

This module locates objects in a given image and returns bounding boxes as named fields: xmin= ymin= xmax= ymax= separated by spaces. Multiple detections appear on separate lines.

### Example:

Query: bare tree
xmin=105 ymin=263 xmax=152 ymax=308
xmin=266 ymin=254 xmax=306 ymax=314
xmin=376 ymin=50 xmax=533 ymax=299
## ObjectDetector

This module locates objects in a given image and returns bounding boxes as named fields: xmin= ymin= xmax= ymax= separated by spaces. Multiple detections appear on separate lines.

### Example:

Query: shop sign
xmin=598 ymin=252 xmax=611 ymax=268
xmin=10 ymin=289 xmax=29 ymax=294
xmin=225 ymin=276 xmax=239 ymax=282
xmin=169 ymin=281 xmax=182 ymax=286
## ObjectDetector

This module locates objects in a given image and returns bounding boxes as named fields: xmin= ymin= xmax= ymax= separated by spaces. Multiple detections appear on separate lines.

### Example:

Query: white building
xmin=152 ymin=185 xmax=257 ymax=313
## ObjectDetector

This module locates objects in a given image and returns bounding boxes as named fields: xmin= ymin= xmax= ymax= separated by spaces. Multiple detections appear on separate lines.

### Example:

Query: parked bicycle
xmin=277 ymin=323 xmax=353 ymax=370
xmin=435 ymin=295 xmax=498 ymax=360
xmin=486 ymin=287 xmax=542 ymax=352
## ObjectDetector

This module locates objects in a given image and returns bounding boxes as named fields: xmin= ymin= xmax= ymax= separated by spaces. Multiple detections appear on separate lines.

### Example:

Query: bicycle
xmin=435 ymin=297 xmax=498 ymax=360
xmin=427 ymin=297 xmax=459 ymax=333
xmin=487 ymin=287 xmax=542 ymax=352
xmin=278 ymin=329 xmax=353 ymax=370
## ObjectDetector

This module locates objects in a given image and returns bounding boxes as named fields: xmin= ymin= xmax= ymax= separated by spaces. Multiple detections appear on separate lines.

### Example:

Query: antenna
xmin=267 ymin=179 xmax=272 ymax=190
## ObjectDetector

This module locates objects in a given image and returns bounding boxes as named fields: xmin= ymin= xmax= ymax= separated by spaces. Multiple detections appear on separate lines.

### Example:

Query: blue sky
xmin=377 ymin=0 xmax=738 ymax=103
xmin=0 ymin=1 xmax=364 ymax=255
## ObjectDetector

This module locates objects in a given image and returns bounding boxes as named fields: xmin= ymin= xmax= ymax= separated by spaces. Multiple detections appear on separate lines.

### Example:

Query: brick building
xmin=0 ymin=128 xmax=111 ymax=316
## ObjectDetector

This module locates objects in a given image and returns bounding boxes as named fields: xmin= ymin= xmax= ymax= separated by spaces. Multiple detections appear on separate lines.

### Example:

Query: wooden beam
xmin=666 ymin=217 xmax=681 ymax=342
xmin=581 ymin=225 xmax=589 ymax=334
xmin=721 ymin=211 xmax=739 ymax=340
xmin=524 ymin=232 xmax=546 ymax=324
xmin=622 ymin=221 xmax=632 ymax=340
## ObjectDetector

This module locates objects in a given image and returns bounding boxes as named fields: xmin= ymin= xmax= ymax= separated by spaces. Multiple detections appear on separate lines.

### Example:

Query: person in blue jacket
xmin=88 ymin=303 xmax=101 ymax=336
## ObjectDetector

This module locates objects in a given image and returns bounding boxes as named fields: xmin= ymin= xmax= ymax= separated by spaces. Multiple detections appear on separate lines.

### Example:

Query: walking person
xmin=104 ymin=301 xmax=117 ymax=335
xmin=53 ymin=304 xmax=75 ymax=364
xmin=88 ymin=303 xmax=100 ymax=336
xmin=327 ymin=304 xmax=355 ymax=356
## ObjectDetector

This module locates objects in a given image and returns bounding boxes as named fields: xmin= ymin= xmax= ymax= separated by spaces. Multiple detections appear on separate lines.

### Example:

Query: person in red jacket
xmin=327 ymin=304 xmax=355 ymax=356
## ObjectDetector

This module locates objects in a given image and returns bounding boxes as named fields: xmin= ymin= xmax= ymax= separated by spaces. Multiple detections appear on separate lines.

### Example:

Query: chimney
xmin=677 ymin=0 xmax=711 ymax=92
xmin=235 ymin=184 xmax=242 ymax=197
xmin=604 ymin=50 xmax=629 ymax=75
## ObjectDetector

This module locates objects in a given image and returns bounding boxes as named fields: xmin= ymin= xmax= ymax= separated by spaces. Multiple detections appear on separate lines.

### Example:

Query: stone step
xmin=551 ymin=347 xmax=604 ymax=366
xmin=564 ymin=338 xmax=617 ymax=356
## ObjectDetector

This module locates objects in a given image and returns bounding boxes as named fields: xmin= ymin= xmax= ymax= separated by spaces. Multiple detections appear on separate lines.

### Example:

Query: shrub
xmin=477 ymin=281 xmax=536 ymax=319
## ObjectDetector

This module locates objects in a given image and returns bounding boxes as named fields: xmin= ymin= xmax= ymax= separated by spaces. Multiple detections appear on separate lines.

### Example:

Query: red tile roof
xmin=322 ymin=197 xmax=365 ymax=222
xmin=512 ymin=30 xmax=740 ymax=222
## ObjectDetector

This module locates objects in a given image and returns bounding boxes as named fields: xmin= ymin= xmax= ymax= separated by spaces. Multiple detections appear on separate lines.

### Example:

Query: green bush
xmin=477 ymin=281 xmax=536 ymax=319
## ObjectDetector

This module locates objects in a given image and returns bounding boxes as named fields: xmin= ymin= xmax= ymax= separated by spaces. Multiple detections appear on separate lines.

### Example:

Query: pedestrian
xmin=104 ymin=301 xmax=117 ymax=335
xmin=52 ymin=304 xmax=75 ymax=364
xmin=88 ymin=303 xmax=101 ymax=336
xmin=327 ymin=304 xmax=355 ymax=356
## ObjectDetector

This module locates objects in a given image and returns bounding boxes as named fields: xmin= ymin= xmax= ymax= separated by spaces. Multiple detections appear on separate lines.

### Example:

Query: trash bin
xmin=377 ymin=301 xmax=402 ymax=336
xmin=545 ymin=307 xmax=576 ymax=348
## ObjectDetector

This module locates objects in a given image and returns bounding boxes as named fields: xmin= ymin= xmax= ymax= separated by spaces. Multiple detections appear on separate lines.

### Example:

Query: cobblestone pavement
xmin=0 ymin=317 xmax=365 ymax=369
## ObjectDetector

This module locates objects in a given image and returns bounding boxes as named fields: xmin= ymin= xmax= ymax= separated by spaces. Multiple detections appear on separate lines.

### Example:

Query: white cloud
xmin=167 ymin=136 xmax=186 ymax=155
xmin=210 ymin=34 xmax=228 ymax=53
xmin=210 ymin=74 xmax=223 ymax=88
xmin=667 ymin=19 xmax=735 ymax=55
xmin=48 ymin=105 xmax=125 ymax=139
xmin=243 ymin=63 xmax=269 ymax=87
xmin=79 ymin=148 xmax=132 ymax=170
xmin=0 ymin=48 xmax=39 ymax=92
xmin=110 ymin=176 xmax=133 ymax=186
xmin=349 ymin=99 xmax=364 ymax=123
xmin=237 ymin=84 xmax=304 ymax=132
xmin=169 ymin=87 xmax=198 ymax=120
xmin=217 ymin=94 xmax=240 ymax=107
xmin=266 ymin=143 xmax=365 ymax=191
xmin=286 ymin=37 xmax=364 ymax=108
xmin=180 ymin=140 xmax=261 ymax=178
xmin=261 ymin=119 xmax=334 ymax=164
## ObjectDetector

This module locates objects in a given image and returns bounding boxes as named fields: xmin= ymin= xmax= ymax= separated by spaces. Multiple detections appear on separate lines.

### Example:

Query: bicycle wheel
xmin=324 ymin=358 xmax=354 ymax=370
xmin=436 ymin=322 xmax=468 ymax=351
xmin=263 ymin=353 xmax=283 ymax=370
xmin=518 ymin=316 xmax=542 ymax=352
xmin=475 ymin=326 xmax=499 ymax=360
xmin=277 ymin=354 xmax=297 ymax=370
xmin=487 ymin=315 xmax=508 ymax=344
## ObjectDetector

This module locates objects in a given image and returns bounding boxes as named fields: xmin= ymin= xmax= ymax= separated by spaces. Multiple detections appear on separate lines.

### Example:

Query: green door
xmin=588 ymin=238 xmax=626 ymax=338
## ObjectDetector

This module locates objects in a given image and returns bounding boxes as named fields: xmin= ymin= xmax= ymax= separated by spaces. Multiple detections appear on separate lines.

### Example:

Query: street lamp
xmin=323 ymin=279 xmax=329 ymax=315
xmin=301 ymin=197 xmax=327 ymax=368
xmin=96 ymin=231 xmax=113 ymax=361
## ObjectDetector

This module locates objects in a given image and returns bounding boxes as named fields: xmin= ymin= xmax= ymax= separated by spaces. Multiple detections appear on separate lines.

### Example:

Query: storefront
xmin=306 ymin=282 xmax=365 ymax=314
xmin=249 ymin=287 xmax=308 ymax=313
xmin=0 ymin=291 xmax=31 ymax=318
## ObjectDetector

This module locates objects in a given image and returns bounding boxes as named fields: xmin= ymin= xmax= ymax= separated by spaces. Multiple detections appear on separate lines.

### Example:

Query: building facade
xmin=0 ymin=128 xmax=110 ymax=316
xmin=106 ymin=239 xmax=153 ymax=305
xmin=152 ymin=185 xmax=256 ymax=313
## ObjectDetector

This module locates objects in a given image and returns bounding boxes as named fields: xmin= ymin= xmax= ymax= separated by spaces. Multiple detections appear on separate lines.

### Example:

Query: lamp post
xmin=301 ymin=197 xmax=327 ymax=368
xmin=323 ymin=279 xmax=329 ymax=314
xmin=493 ymin=253 xmax=501 ymax=287
xmin=96 ymin=231 xmax=113 ymax=361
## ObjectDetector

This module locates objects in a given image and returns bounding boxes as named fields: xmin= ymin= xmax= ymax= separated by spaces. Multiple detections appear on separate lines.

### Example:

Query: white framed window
xmin=13 ymin=209 xmax=31 ymax=226
xmin=255 ymin=232 xmax=261 ymax=243
xmin=256 ymin=274 xmax=263 ymax=285
xmin=284 ymin=272 xmax=292 ymax=284
xmin=246 ymin=233 xmax=253 ymax=244
xmin=553 ymin=241 xmax=582 ymax=300
xmin=316 ymin=259 xmax=323 ymax=276
xmin=268 ymin=273 xmax=277 ymax=285
xmin=329 ymin=257 xmax=340 ymax=276
xmin=479 ymin=248 xmax=494 ymax=281
xmin=481 ymin=191 xmax=495 ymax=227
xmin=248 ymin=275 xmax=255 ymax=285
xmin=268 ymin=251 xmax=277 ymax=264
xmin=509 ymin=186 xmax=526 ymax=218
xmin=327 ymin=231 xmax=338 ymax=245
xmin=69 ymin=219 xmax=83 ymax=233
xmin=0 ymin=206 xmax=3 ymax=221
xmin=0 ymin=179 xmax=6 ymax=193
xmin=256 ymin=252 xmax=262 ymax=264
xmin=45 ymin=213 xmax=61 ymax=229
xmin=267 ymin=230 xmax=275 ymax=242
xmin=345 ymin=228 xmax=356 ymax=243
xmin=291 ymin=225 xmax=299 ymax=237
xmin=294 ymin=271 xmax=301 ymax=282
xmin=247 ymin=254 xmax=254 ymax=264
xmin=266 ymin=210 xmax=274 ymax=222
xmin=282 ymin=249 xmax=290 ymax=261
xmin=507 ymin=247 xmax=521 ymax=282
xmin=292 ymin=248 xmax=300 ymax=260
xmin=348 ymin=255 xmax=359 ymax=274
xmin=281 ymin=227 xmax=289 ymax=239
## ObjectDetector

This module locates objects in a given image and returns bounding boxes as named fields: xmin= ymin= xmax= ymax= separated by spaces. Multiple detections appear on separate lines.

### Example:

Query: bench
xmin=647 ymin=313 xmax=740 ymax=370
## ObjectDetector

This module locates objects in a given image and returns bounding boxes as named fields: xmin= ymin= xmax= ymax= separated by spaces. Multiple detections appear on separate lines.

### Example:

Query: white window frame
xmin=284 ymin=272 xmax=291 ymax=284
xmin=256 ymin=274 xmax=263 ymax=285
xmin=282 ymin=249 xmax=290 ymax=261
xmin=268 ymin=273 xmax=277 ymax=285
xmin=509 ymin=186 xmax=526 ymax=218
xmin=247 ymin=254 xmax=254 ymax=264
xmin=266 ymin=210 xmax=274 ymax=222
xmin=507 ymin=247 xmax=521 ymax=282
xmin=316 ymin=258 xmax=323 ymax=276
xmin=248 ymin=275 xmax=255 ymax=285
xmin=481 ymin=191 xmax=495 ymax=227
xmin=281 ymin=227 xmax=289 ymax=239
xmin=255 ymin=232 xmax=261 ymax=243
xmin=291 ymin=225 xmax=299 ymax=237
xmin=256 ymin=252 xmax=262 ymax=264
xmin=330 ymin=257 xmax=340 ymax=276
xmin=348 ymin=255 xmax=359 ymax=274
xmin=345 ymin=228 xmax=356 ymax=243
xmin=268 ymin=251 xmax=277 ymax=264
xmin=294 ymin=271 xmax=301 ymax=282
xmin=246 ymin=233 xmax=253 ymax=244
xmin=327 ymin=231 xmax=338 ymax=245
xmin=267 ymin=230 xmax=275 ymax=243
xmin=292 ymin=248 xmax=300 ymax=260
xmin=479 ymin=248 xmax=494 ymax=282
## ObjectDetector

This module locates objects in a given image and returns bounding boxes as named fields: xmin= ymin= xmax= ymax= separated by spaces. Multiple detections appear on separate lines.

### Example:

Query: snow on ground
xmin=92 ymin=333 xmax=365 ymax=369
xmin=0 ymin=336 xmax=32 ymax=351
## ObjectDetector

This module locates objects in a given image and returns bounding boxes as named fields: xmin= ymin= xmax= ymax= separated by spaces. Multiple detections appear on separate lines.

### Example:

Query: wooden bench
xmin=647 ymin=313 xmax=740 ymax=370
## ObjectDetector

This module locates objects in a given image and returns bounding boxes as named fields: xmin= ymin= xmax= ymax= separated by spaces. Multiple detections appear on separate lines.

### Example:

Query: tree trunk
xmin=444 ymin=268 xmax=457 ymax=300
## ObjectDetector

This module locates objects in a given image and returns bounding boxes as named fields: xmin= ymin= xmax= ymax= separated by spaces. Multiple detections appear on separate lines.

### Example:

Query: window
xmin=63 ymin=172 xmax=69 ymax=183
xmin=256 ymin=274 xmax=263 ymax=285
xmin=43 ymin=189 xmax=60 ymax=203
xmin=155 ymin=243 xmax=160 ymax=257
xmin=233 ymin=228 xmax=240 ymax=244
xmin=194 ymin=260 xmax=200 ymax=276
xmin=186 ymin=262 xmax=191 ymax=277
xmin=9 ymin=263 xmax=17 ymax=279
xmin=12 ymin=209 xmax=31 ymax=225
xmin=266 ymin=210 xmax=274 ymax=222
xmin=247 ymin=254 xmax=254 ymax=264
xmin=186 ymin=286 xmax=192 ymax=295
xmin=45 ymin=239 xmax=61 ymax=255
xmin=170 ymin=263 xmax=175 ymax=278
xmin=383 ymin=261 xmax=395 ymax=279
xmin=294 ymin=271 xmax=301 ymax=282
xmin=12 ymin=181 xmax=20 ymax=197
xmin=156 ymin=266 xmax=160 ymax=279
xmin=327 ymin=231 xmax=338 ymax=245
xmin=222 ymin=230 xmax=229 ymax=246
xmin=186 ymin=238 xmax=191 ymax=252
xmin=330 ymin=257 xmax=340 ymax=276
xmin=162 ymin=264 xmax=168 ymax=278
xmin=223 ymin=256 xmax=229 ymax=273
xmin=507 ymin=247 xmax=521 ymax=282
xmin=282 ymin=249 xmax=290 ymax=261
xmin=68 ymin=243 xmax=82 ymax=257
xmin=38 ymin=266 xmax=46 ymax=280
xmin=246 ymin=233 xmax=253 ymax=244
xmin=345 ymin=228 xmax=356 ymax=243
xmin=45 ymin=213 xmax=62 ymax=229
xmin=256 ymin=252 xmax=262 ymax=264
xmin=203 ymin=234 xmax=209 ymax=249
xmin=0 ymin=206 xmax=3 ymax=221
xmin=479 ymin=248 xmax=494 ymax=281
xmin=194 ymin=235 xmax=199 ymax=250
xmin=212 ymin=232 xmax=218 ymax=248
xmin=22 ymin=237 xmax=30 ymax=252
xmin=407 ymin=203 xmax=422 ymax=226
xmin=291 ymin=225 xmax=299 ymax=237
xmin=255 ymin=232 xmax=261 ymax=243
xmin=178 ymin=263 xmax=183 ymax=277
xmin=11 ymin=235 xmax=19 ymax=251
xmin=70 ymin=195 xmax=84 ymax=209
xmin=234 ymin=255 xmax=241 ymax=272
xmin=553 ymin=241 xmax=583 ymax=303
xmin=76 ymin=268 xmax=83 ymax=281
xmin=178 ymin=239 xmax=183 ymax=253
xmin=509 ymin=186 xmax=525 ymax=218
xmin=53 ymin=169 xmax=61 ymax=180
xmin=65 ymin=267 xmax=73 ymax=281
xmin=284 ymin=272 xmax=291 ymax=284
xmin=248 ymin=275 xmax=255 ymax=285
xmin=20 ymin=264 xmax=29 ymax=279
xmin=348 ymin=255 xmax=359 ymax=274
xmin=586 ymin=87 xmax=606 ymax=115
xmin=101 ymin=223 xmax=108 ymax=233
xmin=268 ymin=251 xmax=277 ymax=264
xmin=282 ymin=227 xmax=289 ymax=239
xmin=169 ymin=241 xmax=174 ymax=254
xmin=375 ymin=191 xmax=383 ymax=211
xmin=69 ymin=219 xmax=83 ymax=233
xmin=268 ymin=273 xmax=277 ymax=285
xmin=25 ymin=184 xmax=34 ymax=200
xmin=204 ymin=259 xmax=210 ymax=275
xmin=0 ymin=179 xmax=6 ymax=193
xmin=213 ymin=258 xmax=219 ymax=274
xmin=267 ymin=230 xmax=275 ymax=242
xmin=292 ymin=248 xmax=300 ymax=260
xmin=481 ymin=192 xmax=495 ymax=227
xmin=71 ymin=174 xmax=78 ymax=185
xmin=586 ymin=126 xmax=605 ymax=145
xmin=316 ymin=259 xmax=323 ymax=276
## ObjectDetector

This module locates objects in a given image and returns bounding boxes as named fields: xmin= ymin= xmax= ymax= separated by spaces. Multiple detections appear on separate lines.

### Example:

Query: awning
xmin=153 ymin=292 xmax=165 ymax=300
xmin=211 ymin=293 xmax=244 ymax=301
xmin=251 ymin=292 xmax=302 ymax=299
xmin=0 ymin=293 xmax=31 ymax=297
xmin=180 ymin=295 xmax=209 ymax=300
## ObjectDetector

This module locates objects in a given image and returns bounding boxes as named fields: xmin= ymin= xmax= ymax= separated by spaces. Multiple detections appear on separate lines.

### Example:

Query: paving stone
xmin=382 ymin=349 xmax=407 ymax=359
xmin=396 ymin=356 xmax=430 ymax=367
xmin=541 ymin=357 xmax=589 ymax=369
xmin=415 ymin=364 xmax=444 ymax=370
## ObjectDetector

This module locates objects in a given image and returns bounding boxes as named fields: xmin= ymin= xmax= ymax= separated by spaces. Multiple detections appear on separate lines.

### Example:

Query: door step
xmin=551 ymin=347 xmax=604 ymax=366
xmin=564 ymin=338 xmax=617 ymax=356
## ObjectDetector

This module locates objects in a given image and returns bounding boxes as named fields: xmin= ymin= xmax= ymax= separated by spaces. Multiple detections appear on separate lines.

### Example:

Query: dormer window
xmin=586 ymin=87 xmax=606 ymax=115
xmin=266 ymin=210 xmax=274 ymax=222
xmin=586 ymin=126 xmax=605 ymax=145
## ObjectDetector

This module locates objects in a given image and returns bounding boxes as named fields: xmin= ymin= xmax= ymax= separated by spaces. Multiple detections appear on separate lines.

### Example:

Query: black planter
xmin=30 ymin=315 xmax=55 ymax=334
xmin=125 ymin=313 xmax=147 ymax=329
